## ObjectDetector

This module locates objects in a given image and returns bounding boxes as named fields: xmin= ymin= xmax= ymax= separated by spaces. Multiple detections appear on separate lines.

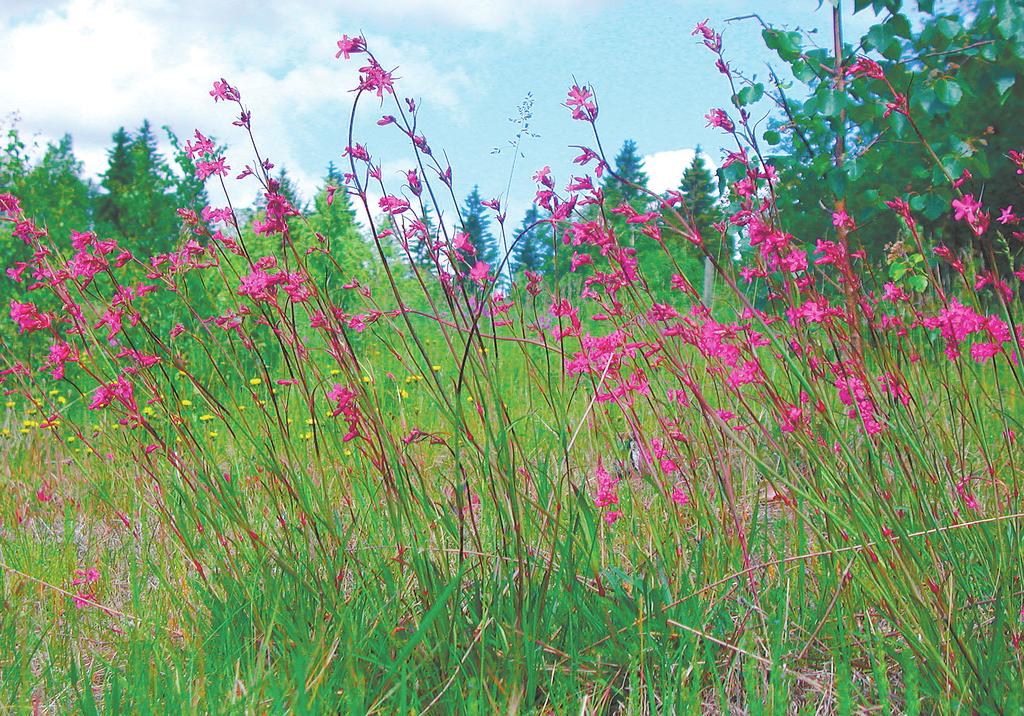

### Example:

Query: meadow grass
xmin=2 ymin=30 xmax=1024 ymax=716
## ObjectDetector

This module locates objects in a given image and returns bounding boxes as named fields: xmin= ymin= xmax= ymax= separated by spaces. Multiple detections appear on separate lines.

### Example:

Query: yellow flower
xmin=330 ymin=369 xmax=341 ymax=376
xmin=208 ymin=431 xmax=219 ymax=438
xmin=181 ymin=399 xmax=193 ymax=407
xmin=57 ymin=396 xmax=66 ymax=404
xmin=361 ymin=376 xmax=372 ymax=383
xmin=47 ymin=389 xmax=59 ymax=396
xmin=343 ymin=448 xmax=353 ymax=457
xmin=199 ymin=414 xmax=216 ymax=422
xmin=249 ymin=377 xmax=262 ymax=386
xmin=4 ymin=401 xmax=14 ymax=408
xmin=400 ymin=389 xmax=409 ymax=399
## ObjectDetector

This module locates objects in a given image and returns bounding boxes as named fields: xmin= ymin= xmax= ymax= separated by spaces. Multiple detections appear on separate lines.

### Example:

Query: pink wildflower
xmin=335 ymin=34 xmax=366 ymax=60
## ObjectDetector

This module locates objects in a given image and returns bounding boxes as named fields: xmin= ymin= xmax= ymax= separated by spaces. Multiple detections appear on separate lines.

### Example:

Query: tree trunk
xmin=702 ymin=255 xmax=715 ymax=309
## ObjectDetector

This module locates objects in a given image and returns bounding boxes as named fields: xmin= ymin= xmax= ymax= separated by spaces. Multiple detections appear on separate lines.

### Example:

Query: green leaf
xmin=846 ymin=158 xmax=865 ymax=182
xmin=994 ymin=69 xmax=1017 ymax=98
xmin=736 ymin=83 xmax=765 ymax=107
xmin=818 ymin=89 xmax=846 ymax=116
xmin=791 ymin=59 xmax=817 ymax=84
xmin=935 ymin=18 xmax=960 ymax=40
xmin=913 ymin=87 xmax=939 ymax=115
xmin=972 ymin=150 xmax=991 ymax=178
xmin=866 ymin=23 xmax=896 ymax=53
xmin=934 ymin=78 xmax=963 ymax=106
xmin=996 ymin=0 xmax=1024 ymax=38
xmin=763 ymin=129 xmax=782 ymax=146
xmin=888 ymin=112 xmax=910 ymax=137
xmin=827 ymin=167 xmax=848 ymax=196
xmin=923 ymin=193 xmax=948 ymax=221
xmin=888 ymin=13 xmax=912 ymax=39
xmin=763 ymin=30 xmax=803 ymax=61
xmin=907 ymin=274 xmax=928 ymax=292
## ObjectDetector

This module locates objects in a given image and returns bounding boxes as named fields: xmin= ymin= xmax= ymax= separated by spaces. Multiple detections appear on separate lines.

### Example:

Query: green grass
xmin=2 ymin=34 xmax=1023 ymax=713
xmin=2 ymin=314 xmax=1022 ymax=714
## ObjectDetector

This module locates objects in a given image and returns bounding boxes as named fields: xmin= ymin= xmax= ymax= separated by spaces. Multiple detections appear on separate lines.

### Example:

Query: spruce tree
xmin=511 ymin=204 xmax=550 ymax=275
xmin=678 ymin=148 xmax=723 ymax=306
xmin=128 ymin=120 xmax=178 ymax=249
xmin=94 ymin=126 xmax=133 ymax=238
xmin=549 ymin=139 xmax=651 ymax=282
xmin=307 ymin=173 xmax=372 ymax=304
xmin=164 ymin=126 xmax=210 ymax=223
xmin=604 ymin=139 xmax=650 ymax=211
xmin=408 ymin=202 xmax=438 ymax=270
xmin=460 ymin=186 xmax=497 ymax=268
xmin=95 ymin=122 xmax=180 ymax=256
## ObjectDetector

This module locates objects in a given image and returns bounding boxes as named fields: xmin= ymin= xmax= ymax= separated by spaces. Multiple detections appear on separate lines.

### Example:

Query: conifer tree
xmin=22 ymin=134 xmax=92 ymax=241
xmin=128 ymin=120 xmax=178 ymax=248
xmin=511 ymin=204 xmax=550 ymax=275
xmin=307 ymin=172 xmax=373 ymax=303
xmin=164 ymin=126 xmax=209 ymax=223
xmin=95 ymin=122 xmax=179 ymax=256
xmin=460 ymin=185 xmax=497 ymax=268
xmin=408 ymin=202 xmax=437 ymax=270
xmin=545 ymin=140 xmax=651 ymax=283
xmin=677 ymin=147 xmax=724 ymax=306
xmin=94 ymin=126 xmax=133 ymax=237
xmin=603 ymin=139 xmax=650 ymax=212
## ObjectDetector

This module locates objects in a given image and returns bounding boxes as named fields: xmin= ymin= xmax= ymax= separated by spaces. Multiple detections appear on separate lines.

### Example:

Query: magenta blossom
xmin=335 ymin=34 xmax=366 ymax=60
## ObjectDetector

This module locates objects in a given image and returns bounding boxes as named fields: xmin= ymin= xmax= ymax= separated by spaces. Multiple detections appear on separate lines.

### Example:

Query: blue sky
xmin=0 ymin=0 xmax=889 ymax=227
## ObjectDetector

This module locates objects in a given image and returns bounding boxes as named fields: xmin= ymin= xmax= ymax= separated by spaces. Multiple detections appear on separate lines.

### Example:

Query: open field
xmin=3 ymin=2 xmax=1024 ymax=713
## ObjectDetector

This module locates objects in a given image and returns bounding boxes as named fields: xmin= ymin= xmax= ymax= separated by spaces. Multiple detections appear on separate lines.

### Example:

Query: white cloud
xmin=0 ymin=0 xmax=479 ymax=205
xmin=642 ymin=148 xmax=716 ymax=194
xmin=342 ymin=0 xmax=612 ymax=34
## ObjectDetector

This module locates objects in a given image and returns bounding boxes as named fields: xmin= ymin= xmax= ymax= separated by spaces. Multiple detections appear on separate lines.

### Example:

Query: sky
xmin=0 ymin=0 xmax=889 ymax=229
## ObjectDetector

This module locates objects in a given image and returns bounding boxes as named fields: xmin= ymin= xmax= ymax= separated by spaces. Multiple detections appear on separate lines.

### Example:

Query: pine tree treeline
xmin=1 ymin=119 xmax=722 ymax=307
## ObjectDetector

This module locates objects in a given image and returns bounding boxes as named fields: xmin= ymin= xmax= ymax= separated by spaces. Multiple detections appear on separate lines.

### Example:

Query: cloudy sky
xmin=1 ymin=0 xmax=886 ymax=225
